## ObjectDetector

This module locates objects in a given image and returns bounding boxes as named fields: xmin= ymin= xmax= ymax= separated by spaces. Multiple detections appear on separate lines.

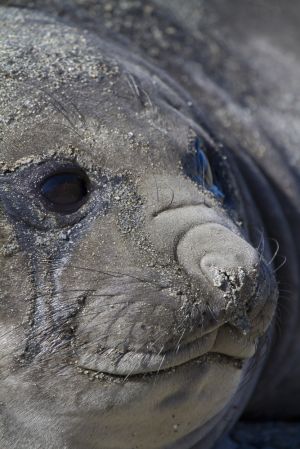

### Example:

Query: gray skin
xmin=0 ymin=1 xmax=299 ymax=449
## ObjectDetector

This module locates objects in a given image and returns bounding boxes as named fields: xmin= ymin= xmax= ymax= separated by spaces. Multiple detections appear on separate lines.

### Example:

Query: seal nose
xmin=177 ymin=223 xmax=265 ymax=329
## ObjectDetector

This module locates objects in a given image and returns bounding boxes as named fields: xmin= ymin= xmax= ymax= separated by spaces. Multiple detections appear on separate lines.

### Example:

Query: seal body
xmin=0 ymin=1 xmax=299 ymax=448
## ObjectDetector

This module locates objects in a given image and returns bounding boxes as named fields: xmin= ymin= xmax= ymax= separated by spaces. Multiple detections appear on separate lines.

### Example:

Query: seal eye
xmin=194 ymin=138 xmax=222 ymax=195
xmin=196 ymin=148 xmax=214 ymax=189
xmin=40 ymin=171 xmax=89 ymax=213
xmin=196 ymin=147 xmax=224 ymax=198
xmin=182 ymin=135 xmax=224 ymax=199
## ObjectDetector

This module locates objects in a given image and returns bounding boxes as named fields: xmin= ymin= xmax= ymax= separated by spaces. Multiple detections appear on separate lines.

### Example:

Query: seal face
xmin=0 ymin=5 xmax=279 ymax=449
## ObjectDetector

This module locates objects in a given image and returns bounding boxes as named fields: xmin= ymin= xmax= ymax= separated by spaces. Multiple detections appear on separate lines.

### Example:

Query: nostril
xmin=200 ymin=254 xmax=257 ymax=291
xmin=200 ymin=257 xmax=258 ymax=332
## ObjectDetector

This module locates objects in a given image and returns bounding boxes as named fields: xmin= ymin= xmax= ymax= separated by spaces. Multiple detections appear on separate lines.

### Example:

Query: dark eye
xmin=196 ymin=147 xmax=214 ymax=188
xmin=195 ymin=138 xmax=224 ymax=196
xmin=182 ymin=135 xmax=224 ymax=199
xmin=40 ymin=171 xmax=90 ymax=213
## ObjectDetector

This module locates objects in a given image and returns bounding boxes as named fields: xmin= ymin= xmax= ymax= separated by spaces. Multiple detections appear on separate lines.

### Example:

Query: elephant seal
xmin=0 ymin=1 xmax=299 ymax=448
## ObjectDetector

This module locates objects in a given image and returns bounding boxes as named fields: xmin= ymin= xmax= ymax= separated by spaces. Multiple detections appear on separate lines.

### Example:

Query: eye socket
xmin=40 ymin=171 xmax=90 ymax=214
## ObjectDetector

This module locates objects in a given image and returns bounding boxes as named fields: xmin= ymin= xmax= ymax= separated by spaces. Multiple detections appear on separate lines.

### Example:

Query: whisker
xmin=267 ymin=238 xmax=280 ymax=266
xmin=67 ymin=265 xmax=164 ymax=288
xmin=153 ymin=352 xmax=166 ymax=385
xmin=176 ymin=329 xmax=186 ymax=354
xmin=273 ymin=256 xmax=287 ymax=273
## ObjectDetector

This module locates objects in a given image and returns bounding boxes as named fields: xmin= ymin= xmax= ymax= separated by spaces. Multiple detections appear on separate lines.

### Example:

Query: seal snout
xmin=177 ymin=222 xmax=277 ymax=338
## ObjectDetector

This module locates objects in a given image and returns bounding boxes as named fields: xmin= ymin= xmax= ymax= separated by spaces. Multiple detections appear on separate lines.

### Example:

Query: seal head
xmin=0 ymin=7 xmax=278 ymax=449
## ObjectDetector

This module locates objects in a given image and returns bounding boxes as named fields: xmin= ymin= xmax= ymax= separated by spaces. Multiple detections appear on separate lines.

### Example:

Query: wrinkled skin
xmin=0 ymin=1 xmax=299 ymax=449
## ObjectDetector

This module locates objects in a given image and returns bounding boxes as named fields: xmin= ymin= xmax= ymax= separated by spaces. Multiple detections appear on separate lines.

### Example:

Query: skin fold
xmin=0 ymin=1 xmax=299 ymax=448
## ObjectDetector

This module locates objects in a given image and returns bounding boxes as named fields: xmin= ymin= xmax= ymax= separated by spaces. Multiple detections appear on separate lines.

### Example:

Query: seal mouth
xmin=77 ymin=352 xmax=245 ymax=382
xmin=76 ymin=325 xmax=257 ymax=379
